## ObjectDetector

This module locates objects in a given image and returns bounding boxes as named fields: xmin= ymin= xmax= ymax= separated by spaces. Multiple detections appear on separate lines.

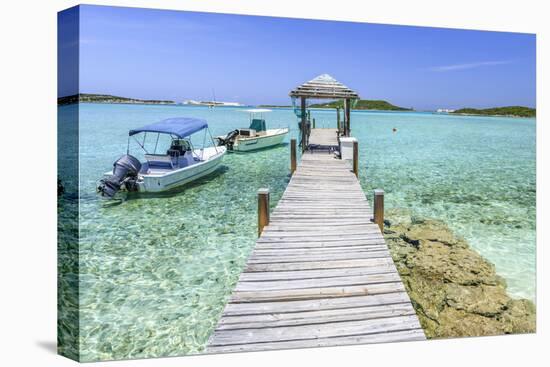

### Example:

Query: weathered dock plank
xmin=206 ymin=329 xmax=426 ymax=353
xmin=206 ymin=153 xmax=424 ymax=353
xmin=245 ymin=258 xmax=395 ymax=272
xmin=216 ymin=303 xmax=416 ymax=330
xmin=229 ymin=282 xmax=406 ymax=303
xmin=238 ymin=263 xmax=397 ymax=281
xmin=234 ymin=272 xmax=402 ymax=291
xmin=221 ymin=292 xmax=412 ymax=316
xmin=209 ymin=315 xmax=421 ymax=346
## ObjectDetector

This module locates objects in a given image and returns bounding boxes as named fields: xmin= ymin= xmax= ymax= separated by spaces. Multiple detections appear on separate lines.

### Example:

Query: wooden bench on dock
xmin=307 ymin=128 xmax=339 ymax=152
xmin=206 ymin=150 xmax=425 ymax=354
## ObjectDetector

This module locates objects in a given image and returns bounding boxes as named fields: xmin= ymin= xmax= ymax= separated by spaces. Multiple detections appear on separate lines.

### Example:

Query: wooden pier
xmin=206 ymin=152 xmax=425 ymax=353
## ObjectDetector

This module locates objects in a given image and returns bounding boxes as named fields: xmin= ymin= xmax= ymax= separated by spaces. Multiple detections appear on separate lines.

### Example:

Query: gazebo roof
xmin=289 ymin=74 xmax=360 ymax=99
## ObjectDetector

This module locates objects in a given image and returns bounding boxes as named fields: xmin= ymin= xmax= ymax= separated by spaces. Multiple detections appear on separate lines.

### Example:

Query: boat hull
xmin=103 ymin=146 xmax=226 ymax=194
xmin=139 ymin=147 xmax=226 ymax=192
xmin=232 ymin=128 xmax=288 ymax=152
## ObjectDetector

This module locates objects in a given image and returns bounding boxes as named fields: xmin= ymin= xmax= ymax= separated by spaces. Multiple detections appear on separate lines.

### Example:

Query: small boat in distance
xmin=216 ymin=109 xmax=289 ymax=152
xmin=98 ymin=117 xmax=226 ymax=198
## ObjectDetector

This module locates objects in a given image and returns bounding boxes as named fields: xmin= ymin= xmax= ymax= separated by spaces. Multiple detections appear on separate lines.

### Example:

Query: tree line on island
xmin=58 ymin=93 xmax=175 ymax=106
xmin=308 ymin=99 xmax=412 ymax=111
xmin=307 ymin=100 xmax=535 ymax=117
xmin=451 ymin=106 xmax=535 ymax=118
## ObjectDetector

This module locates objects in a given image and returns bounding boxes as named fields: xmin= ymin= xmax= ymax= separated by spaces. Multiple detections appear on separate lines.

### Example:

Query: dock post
xmin=373 ymin=189 xmax=384 ymax=231
xmin=353 ymin=140 xmax=359 ymax=177
xmin=312 ymin=118 xmax=316 ymax=129
xmin=290 ymin=138 xmax=297 ymax=175
xmin=258 ymin=188 xmax=270 ymax=237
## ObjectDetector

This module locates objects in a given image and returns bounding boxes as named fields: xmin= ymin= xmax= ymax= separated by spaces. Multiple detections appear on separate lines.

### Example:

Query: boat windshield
xmin=243 ymin=109 xmax=271 ymax=131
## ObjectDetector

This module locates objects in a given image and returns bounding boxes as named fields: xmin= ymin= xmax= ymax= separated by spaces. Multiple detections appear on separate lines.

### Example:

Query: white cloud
xmin=430 ymin=60 xmax=513 ymax=72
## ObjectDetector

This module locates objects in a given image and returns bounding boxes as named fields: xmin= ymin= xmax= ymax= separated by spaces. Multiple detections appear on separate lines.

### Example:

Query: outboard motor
xmin=97 ymin=154 xmax=142 ymax=198
xmin=217 ymin=129 xmax=239 ymax=150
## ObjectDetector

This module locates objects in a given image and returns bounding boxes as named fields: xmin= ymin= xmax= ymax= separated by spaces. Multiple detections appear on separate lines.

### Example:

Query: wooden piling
xmin=258 ymin=188 xmax=270 ymax=237
xmin=373 ymin=189 xmax=384 ymax=231
xmin=353 ymin=140 xmax=359 ymax=177
xmin=344 ymin=98 xmax=351 ymax=136
xmin=290 ymin=138 xmax=297 ymax=175
xmin=342 ymin=101 xmax=348 ymax=136
xmin=312 ymin=118 xmax=316 ymax=129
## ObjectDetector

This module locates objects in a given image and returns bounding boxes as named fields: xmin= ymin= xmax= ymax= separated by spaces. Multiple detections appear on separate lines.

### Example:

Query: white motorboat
xmin=216 ymin=109 xmax=289 ymax=152
xmin=98 ymin=117 xmax=226 ymax=197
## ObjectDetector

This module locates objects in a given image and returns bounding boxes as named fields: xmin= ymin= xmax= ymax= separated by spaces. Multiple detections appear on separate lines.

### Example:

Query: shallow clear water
xmin=351 ymin=110 xmax=536 ymax=301
xmin=60 ymin=103 xmax=535 ymax=360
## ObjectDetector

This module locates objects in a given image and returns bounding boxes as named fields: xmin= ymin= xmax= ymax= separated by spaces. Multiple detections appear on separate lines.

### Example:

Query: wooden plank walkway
xmin=206 ymin=153 xmax=425 ymax=354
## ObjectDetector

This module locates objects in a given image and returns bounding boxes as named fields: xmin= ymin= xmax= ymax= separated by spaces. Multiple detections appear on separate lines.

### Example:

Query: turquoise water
xmin=59 ymin=103 xmax=535 ymax=361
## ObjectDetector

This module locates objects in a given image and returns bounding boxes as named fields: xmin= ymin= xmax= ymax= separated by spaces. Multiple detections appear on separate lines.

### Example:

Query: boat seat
xmin=166 ymin=148 xmax=182 ymax=158
xmin=144 ymin=154 xmax=175 ymax=169
xmin=178 ymin=154 xmax=195 ymax=168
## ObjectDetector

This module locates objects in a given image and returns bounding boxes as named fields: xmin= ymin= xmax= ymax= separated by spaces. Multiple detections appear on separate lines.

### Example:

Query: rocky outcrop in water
xmin=384 ymin=208 xmax=535 ymax=338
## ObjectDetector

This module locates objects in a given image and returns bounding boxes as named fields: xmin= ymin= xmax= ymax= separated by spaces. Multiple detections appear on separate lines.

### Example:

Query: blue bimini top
xmin=129 ymin=117 xmax=208 ymax=138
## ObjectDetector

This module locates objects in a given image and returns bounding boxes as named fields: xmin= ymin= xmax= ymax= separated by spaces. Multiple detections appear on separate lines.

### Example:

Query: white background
xmin=0 ymin=0 xmax=547 ymax=365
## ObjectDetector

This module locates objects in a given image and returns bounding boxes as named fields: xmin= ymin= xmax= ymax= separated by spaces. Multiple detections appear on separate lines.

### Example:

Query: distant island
xmin=58 ymin=94 xmax=535 ymax=118
xmin=309 ymin=99 xmax=412 ymax=111
xmin=58 ymin=93 xmax=175 ymax=105
xmin=451 ymin=106 xmax=535 ymax=118
xmin=257 ymin=100 xmax=411 ymax=111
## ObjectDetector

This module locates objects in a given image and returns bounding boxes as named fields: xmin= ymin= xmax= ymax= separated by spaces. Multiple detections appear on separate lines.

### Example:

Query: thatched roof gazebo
xmin=289 ymin=74 xmax=360 ymax=152
xmin=290 ymin=73 xmax=359 ymax=100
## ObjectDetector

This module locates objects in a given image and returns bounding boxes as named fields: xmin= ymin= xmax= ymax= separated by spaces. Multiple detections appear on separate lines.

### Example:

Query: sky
xmin=59 ymin=5 xmax=536 ymax=110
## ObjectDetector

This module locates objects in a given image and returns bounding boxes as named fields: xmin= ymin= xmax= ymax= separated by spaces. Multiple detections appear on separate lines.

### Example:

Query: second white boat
xmin=216 ymin=109 xmax=289 ymax=152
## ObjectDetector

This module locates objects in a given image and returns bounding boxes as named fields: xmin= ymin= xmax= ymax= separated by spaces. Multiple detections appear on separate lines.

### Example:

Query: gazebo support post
xmin=345 ymin=98 xmax=351 ymax=137
xmin=301 ymin=97 xmax=307 ymax=152
xmin=336 ymin=107 xmax=341 ymax=133
xmin=343 ymin=99 xmax=348 ymax=136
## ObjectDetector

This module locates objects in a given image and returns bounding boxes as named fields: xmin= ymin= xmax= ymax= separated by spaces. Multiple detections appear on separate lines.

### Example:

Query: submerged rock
xmin=384 ymin=208 xmax=536 ymax=338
